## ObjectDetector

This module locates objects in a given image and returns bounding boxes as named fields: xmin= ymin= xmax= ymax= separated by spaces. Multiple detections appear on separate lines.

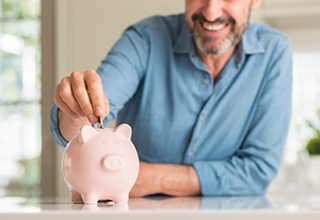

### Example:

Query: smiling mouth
xmin=202 ymin=22 xmax=227 ymax=31
xmin=192 ymin=13 xmax=234 ymax=33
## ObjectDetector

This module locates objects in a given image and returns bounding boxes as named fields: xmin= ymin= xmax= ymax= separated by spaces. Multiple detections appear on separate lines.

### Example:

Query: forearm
xmin=157 ymin=163 xmax=201 ymax=196
xmin=58 ymin=109 xmax=90 ymax=142
xmin=131 ymin=162 xmax=201 ymax=197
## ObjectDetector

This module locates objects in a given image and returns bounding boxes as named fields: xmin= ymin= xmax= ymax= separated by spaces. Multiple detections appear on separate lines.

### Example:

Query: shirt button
xmin=203 ymin=79 xmax=210 ymax=85
xmin=200 ymin=113 xmax=206 ymax=121
xmin=188 ymin=151 xmax=195 ymax=158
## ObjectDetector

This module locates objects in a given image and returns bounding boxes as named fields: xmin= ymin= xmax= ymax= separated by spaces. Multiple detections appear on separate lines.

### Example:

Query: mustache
xmin=191 ymin=13 xmax=235 ymax=26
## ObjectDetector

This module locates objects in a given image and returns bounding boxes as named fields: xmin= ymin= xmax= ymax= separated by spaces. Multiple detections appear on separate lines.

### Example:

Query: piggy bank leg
xmin=113 ymin=193 xmax=129 ymax=205
xmin=71 ymin=190 xmax=83 ymax=204
xmin=82 ymin=193 xmax=100 ymax=204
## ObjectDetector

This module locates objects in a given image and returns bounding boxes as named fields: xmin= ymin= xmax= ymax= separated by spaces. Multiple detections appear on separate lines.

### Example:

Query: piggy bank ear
xmin=79 ymin=125 xmax=99 ymax=143
xmin=114 ymin=124 xmax=132 ymax=139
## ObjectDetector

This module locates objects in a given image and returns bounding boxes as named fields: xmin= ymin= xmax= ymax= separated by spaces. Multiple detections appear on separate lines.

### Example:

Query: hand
xmin=54 ymin=70 xmax=110 ymax=124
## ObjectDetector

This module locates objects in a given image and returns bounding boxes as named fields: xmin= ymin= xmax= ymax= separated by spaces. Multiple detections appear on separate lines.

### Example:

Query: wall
xmin=260 ymin=0 xmax=320 ymax=50
xmin=55 ymin=0 xmax=184 ymax=80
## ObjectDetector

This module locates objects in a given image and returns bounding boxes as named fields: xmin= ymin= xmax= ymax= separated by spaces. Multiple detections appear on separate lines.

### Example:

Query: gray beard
xmin=192 ymin=25 xmax=243 ymax=56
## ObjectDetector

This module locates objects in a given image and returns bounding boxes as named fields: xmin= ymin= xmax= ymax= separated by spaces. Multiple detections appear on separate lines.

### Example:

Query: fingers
xmin=83 ymin=70 xmax=105 ymax=117
xmin=54 ymin=69 xmax=109 ymax=124
xmin=54 ymin=80 xmax=82 ymax=118
xmin=70 ymin=71 xmax=93 ymax=117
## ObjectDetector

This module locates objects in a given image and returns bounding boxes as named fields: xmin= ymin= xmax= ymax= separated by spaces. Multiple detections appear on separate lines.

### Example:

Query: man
xmin=51 ymin=0 xmax=292 ymax=197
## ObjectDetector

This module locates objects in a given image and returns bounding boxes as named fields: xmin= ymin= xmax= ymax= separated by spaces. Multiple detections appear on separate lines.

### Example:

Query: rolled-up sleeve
xmin=50 ymin=104 xmax=69 ymax=147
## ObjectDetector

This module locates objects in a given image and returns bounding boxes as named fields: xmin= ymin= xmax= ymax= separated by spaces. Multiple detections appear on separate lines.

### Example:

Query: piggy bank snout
xmin=103 ymin=155 xmax=123 ymax=171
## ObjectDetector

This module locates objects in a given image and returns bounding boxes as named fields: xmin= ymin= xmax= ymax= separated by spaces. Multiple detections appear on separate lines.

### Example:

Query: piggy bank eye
xmin=101 ymin=139 xmax=108 ymax=144
xmin=112 ymin=139 xmax=118 ymax=144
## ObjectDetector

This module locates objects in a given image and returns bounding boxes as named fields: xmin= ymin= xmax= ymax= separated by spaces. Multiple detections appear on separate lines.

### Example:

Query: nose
xmin=202 ymin=0 xmax=223 ymax=22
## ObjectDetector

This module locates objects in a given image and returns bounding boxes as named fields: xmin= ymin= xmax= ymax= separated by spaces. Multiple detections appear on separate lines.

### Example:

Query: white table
xmin=0 ymin=194 xmax=319 ymax=220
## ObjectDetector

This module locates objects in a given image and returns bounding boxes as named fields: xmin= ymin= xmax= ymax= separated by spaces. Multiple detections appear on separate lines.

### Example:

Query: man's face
xmin=185 ymin=0 xmax=260 ymax=56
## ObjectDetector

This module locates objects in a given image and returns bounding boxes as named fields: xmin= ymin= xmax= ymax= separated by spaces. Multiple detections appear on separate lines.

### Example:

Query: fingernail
xmin=95 ymin=106 xmax=104 ymax=116
xmin=88 ymin=114 xmax=97 ymax=124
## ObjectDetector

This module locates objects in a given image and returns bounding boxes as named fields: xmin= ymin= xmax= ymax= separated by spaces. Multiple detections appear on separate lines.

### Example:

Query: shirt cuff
xmin=193 ymin=161 xmax=221 ymax=196
xmin=50 ymin=104 xmax=69 ymax=147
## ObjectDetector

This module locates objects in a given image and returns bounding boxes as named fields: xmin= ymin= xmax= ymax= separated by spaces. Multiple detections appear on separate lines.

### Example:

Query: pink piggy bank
xmin=62 ymin=123 xmax=139 ymax=204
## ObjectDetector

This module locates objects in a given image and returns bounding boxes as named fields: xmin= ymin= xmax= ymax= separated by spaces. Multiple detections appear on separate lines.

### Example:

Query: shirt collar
xmin=173 ymin=18 xmax=195 ymax=54
xmin=241 ymin=25 xmax=265 ymax=55
xmin=173 ymin=20 xmax=265 ymax=56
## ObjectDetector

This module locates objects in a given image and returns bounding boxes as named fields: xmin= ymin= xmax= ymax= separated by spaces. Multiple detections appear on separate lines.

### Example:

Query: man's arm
xmin=130 ymin=162 xmax=201 ymax=197
xmin=50 ymin=25 xmax=147 ymax=146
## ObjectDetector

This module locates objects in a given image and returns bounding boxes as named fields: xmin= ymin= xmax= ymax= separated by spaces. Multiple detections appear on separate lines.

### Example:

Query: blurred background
xmin=0 ymin=0 xmax=319 ymax=200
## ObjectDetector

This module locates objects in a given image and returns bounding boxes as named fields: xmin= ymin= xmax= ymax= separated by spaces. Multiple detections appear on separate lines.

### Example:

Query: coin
xmin=98 ymin=116 xmax=104 ymax=129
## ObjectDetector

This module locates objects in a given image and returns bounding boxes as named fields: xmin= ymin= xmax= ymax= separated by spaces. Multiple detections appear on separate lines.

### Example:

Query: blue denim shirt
xmin=51 ymin=14 xmax=292 ymax=196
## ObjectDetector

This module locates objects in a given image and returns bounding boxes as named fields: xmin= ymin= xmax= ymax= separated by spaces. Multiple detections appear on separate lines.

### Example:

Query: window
xmin=0 ymin=0 xmax=41 ymax=197
xmin=270 ymin=51 xmax=320 ymax=193
xmin=284 ymin=51 xmax=320 ymax=163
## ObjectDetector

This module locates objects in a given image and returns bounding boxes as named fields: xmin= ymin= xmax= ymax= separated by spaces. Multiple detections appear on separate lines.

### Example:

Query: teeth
xmin=202 ymin=23 xmax=226 ymax=31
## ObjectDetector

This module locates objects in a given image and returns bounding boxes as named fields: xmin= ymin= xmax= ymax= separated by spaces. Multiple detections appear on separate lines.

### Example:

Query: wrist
xmin=58 ymin=109 xmax=90 ymax=141
xmin=154 ymin=163 xmax=166 ymax=194
xmin=58 ymin=109 xmax=89 ymax=126
xmin=155 ymin=163 xmax=201 ymax=196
